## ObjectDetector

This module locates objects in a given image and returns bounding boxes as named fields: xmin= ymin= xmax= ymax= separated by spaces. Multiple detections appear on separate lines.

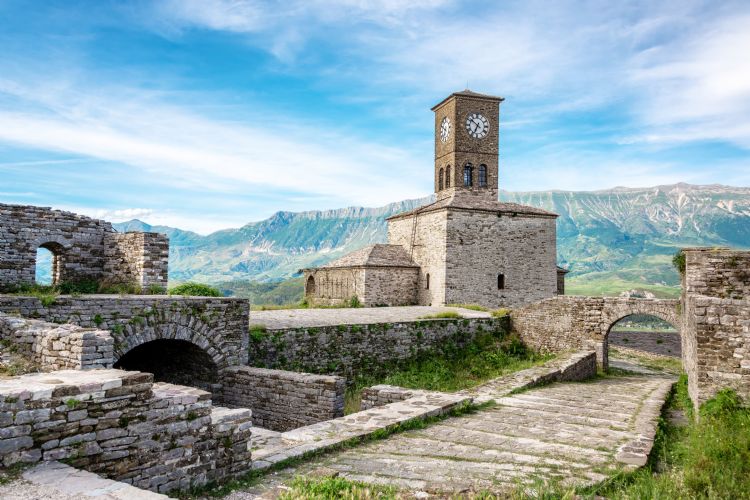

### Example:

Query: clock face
xmin=440 ymin=117 xmax=451 ymax=143
xmin=465 ymin=113 xmax=490 ymax=139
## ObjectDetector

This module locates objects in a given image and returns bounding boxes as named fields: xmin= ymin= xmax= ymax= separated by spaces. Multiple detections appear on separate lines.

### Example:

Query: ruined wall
xmin=445 ymin=210 xmax=557 ymax=308
xmin=363 ymin=267 xmax=418 ymax=306
xmin=0 ymin=313 xmax=113 ymax=370
xmin=388 ymin=210 xmax=447 ymax=306
xmin=0 ymin=295 xmax=250 ymax=368
xmin=248 ymin=316 xmax=510 ymax=379
xmin=684 ymin=247 xmax=750 ymax=299
xmin=103 ymin=232 xmax=169 ymax=290
xmin=0 ymin=369 xmax=253 ymax=493
xmin=511 ymin=296 xmax=681 ymax=368
xmin=222 ymin=366 xmax=345 ymax=431
xmin=0 ymin=203 xmax=168 ymax=291
xmin=682 ymin=248 xmax=750 ymax=410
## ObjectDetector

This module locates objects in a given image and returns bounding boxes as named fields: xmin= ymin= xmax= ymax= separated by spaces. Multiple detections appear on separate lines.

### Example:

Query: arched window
xmin=497 ymin=273 xmax=505 ymax=290
xmin=425 ymin=273 xmax=430 ymax=290
xmin=438 ymin=168 xmax=444 ymax=191
xmin=479 ymin=164 xmax=487 ymax=187
xmin=36 ymin=242 xmax=65 ymax=285
xmin=306 ymin=275 xmax=316 ymax=295
xmin=463 ymin=163 xmax=473 ymax=187
xmin=445 ymin=166 xmax=451 ymax=188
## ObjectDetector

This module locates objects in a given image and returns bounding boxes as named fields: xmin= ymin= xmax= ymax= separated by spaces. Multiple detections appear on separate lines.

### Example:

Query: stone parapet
xmin=222 ymin=366 xmax=344 ymax=431
xmin=249 ymin=316 xmax=510 ymax=379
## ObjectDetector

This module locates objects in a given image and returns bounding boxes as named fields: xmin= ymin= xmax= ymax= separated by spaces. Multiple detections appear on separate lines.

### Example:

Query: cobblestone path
xmin=229 ymin=373 xmax=674 ymax=497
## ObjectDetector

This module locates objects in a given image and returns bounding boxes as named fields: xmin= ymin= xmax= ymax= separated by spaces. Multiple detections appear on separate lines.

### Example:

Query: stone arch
xmin=34 ymin=240 xmax=68 ymax=285
xmin=111 ymin=316 xmax=228 ymax=371
xmin=599 ymin=299 xmax=682 ymax=369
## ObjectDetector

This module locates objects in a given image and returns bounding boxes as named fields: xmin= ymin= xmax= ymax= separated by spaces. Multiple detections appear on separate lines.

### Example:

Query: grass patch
xmin=610 ymin=347 xmax=683 ymax=375
xmin=344 ymin=333 xmax=550 ymax=414
xmin=279 ymin=476 xmax=400 ymax=499
xmin=418 ymin=311 xmax=462 ymax=319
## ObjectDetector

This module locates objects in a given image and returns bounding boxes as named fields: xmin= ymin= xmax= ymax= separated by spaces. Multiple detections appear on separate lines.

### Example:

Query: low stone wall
xmin=0 ymin=312 xmax=113 ymax=370
xmin=249 ymin=316 xmax=510 ymax=379
xmin=511 ymin=296 xmax=681 ymax=368
xmin=684 ymin=294 xmax=750 ymax=410
xmin=222 ymin=366 xmax=345 ymax=431
xmin=0 ymin=369 xmax=252 ymax=494
xmin=360 ymin=350 xmax=598 ymax=410
xmin=0 ymin=295 xmax=250 ymax=369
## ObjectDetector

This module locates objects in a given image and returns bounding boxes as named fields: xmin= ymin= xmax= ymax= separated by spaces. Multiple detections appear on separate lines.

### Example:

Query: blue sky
xmin=1 ymin=0 xmax=749 ymax=233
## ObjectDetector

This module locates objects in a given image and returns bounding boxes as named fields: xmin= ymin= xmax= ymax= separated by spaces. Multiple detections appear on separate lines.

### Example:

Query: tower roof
xmin=387 ymin=192 xmax=557 ymax=221
xmin=431 ymin=89 xmax=505 ymax=111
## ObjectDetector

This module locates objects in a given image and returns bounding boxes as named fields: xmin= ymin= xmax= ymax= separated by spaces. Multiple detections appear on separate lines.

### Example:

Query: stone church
xmin=303 ymin=90 xmax=561 ymax=309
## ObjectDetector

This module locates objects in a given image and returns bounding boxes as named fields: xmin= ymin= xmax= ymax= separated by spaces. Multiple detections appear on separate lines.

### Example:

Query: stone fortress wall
xmin=0 ymin=203 xmax=168 ymax=291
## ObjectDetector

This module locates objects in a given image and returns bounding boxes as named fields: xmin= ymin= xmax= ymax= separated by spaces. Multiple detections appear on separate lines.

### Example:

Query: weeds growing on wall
xmin=8 ymin=280 xmax=162 ymax=297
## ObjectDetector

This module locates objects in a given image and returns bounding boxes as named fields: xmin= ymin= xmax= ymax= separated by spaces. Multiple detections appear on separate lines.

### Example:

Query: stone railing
xmin=222 ymin=366 xmax=344 ymax=431
xmin=0 ymin=312 xmax=113 ymax=370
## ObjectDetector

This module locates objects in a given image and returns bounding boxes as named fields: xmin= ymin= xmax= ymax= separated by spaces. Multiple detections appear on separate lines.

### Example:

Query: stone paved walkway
xmin=250 ymin=306 xmax=491 ymax=330
xmin=226 ymin=370 xmax=675 ymax=498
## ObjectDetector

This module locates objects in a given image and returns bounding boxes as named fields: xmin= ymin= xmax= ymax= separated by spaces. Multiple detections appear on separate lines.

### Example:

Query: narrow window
xmin=463 ymin=163 xmax=473 ymax=187
xmin=425 ymin=273 xmax=430 ymax=290
xmin=438 ymin=168 xmax=444 ymax=190
xmin=497 ymin=273 xmax=505 ymax=290
xmin=445 ymin=166 xmax=451 ymax=188
xmin=479 ymin=164 xmax=487 ymax=187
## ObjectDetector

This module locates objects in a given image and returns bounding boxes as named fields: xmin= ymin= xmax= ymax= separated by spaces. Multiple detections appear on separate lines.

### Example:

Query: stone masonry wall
xmin=304 ymin=268 xmax=364 ymax=307
xmin=0 ymin=369 xmax=253 ymax=494
xmin=512 ymin=296 xmax=681 ymax=368
xmin=684 ymin=248 xmax=750 ymax=300
xmin=0 ymin=295 xmax=250 ymax=369
xmin=683 ymin=295 xmax=750 ymax=409
xmin=363 ymin=267 xmax=418 ymax=306
xmin=445 ymin=209 xmax=557 ymax=308
xmin=0 ymin=312 xmax=113 ymax=370
xmin=222 ymin=366 xmax=345 ymax=431
xmin=103 ymin=232 xmax=169 ymax=290
xmin=248 ymin=317 xmax=510 ymax=379
xmin=0 ymin=203 xmax=168 ymax=291
xmin=388 ymin=210 xmax=448 ymax=306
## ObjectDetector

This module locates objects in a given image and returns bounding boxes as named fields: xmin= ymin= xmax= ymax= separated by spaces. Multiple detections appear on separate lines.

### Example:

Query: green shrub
xmin=672 ymin=250 xmax=686 ymax=275
xmin=58 ymin=280 xmax=99 ymax=294
xmin=168 ymin=282 xmax=223 ymax=297
xmin=348 ymin=295 xmax=362 ymax=308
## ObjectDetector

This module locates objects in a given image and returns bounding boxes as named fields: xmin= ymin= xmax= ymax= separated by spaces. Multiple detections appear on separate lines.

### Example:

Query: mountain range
xmin=113 ymin=183 xmax=750 ymax=300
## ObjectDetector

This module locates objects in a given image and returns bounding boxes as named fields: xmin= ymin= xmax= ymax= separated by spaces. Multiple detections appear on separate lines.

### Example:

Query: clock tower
xmin=431 ymin=90 xmax=504 ymax=201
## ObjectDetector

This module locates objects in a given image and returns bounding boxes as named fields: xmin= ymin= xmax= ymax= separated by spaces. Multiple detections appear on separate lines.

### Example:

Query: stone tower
xmin=432 ymin=90 xmax=503 ymax=201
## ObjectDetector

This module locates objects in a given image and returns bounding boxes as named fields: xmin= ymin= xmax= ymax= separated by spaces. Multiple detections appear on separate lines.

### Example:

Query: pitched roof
xmin=387 ymin=192 xmax=557 ymax=221
xmin=318 ymin=244 xmax=418 ymax=269
xmin=431 ymin=89 xmax=505 ymax=110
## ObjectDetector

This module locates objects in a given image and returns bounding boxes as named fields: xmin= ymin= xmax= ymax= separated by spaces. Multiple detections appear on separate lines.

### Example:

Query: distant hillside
xmin=113 ymin=183 xmax=750 ymax=299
